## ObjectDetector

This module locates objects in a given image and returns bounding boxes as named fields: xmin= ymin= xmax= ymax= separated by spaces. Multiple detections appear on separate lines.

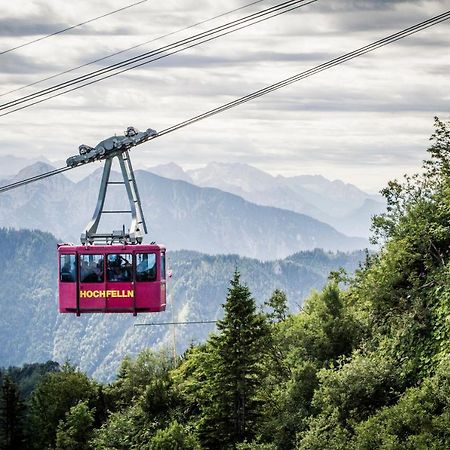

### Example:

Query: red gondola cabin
xmin=58 ymin=243 xmax=166 ymax=315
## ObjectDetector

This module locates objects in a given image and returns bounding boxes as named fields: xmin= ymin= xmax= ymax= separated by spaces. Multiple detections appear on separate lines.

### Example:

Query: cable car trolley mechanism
xmin=58 ymin=127 xmax=166 ymax=316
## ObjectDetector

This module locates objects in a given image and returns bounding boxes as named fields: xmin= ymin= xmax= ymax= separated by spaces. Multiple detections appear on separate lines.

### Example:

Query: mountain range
xmin=147 ymin=162 xmax=385 ymax=238
xmin=0 ymin=161 xmax=368 ymax=260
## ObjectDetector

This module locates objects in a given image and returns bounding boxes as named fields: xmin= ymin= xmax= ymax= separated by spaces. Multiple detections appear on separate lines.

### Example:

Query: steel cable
xmin=0 ymin=0 xmax=314 ymax=114
xmin=0 ymin=0 xmax=149 ymax=56
xmin=0 ymin=0 xmax=267 ymax=98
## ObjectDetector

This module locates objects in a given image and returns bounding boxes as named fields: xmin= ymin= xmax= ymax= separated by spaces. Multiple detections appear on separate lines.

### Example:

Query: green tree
xmin=29 ymin=364 xmax=97 ymax=450
xmin=257 ymin=283 xmax=357 ymax=449
xmin=55 ymin=400 xmax=95 ymax=450
xmin=93 ymin=350 xmax=180 ymax=450
xmin=199 ymin=270 xmax=268 ymax=449
xmin=107 ymin=349 xmax=175 ymax=411
xmin=90 ymin=404 xmax=152 ymax=450
xmin=264 ymin=289 xmax=289 ymax=323
xmin=0 ymin=375 xmax=26 ymax=450
xmin=4 ymin=361 xmax=60 ymax=400
xmin=351 ymin=357 xmax=450 ymax=449
xmin=146 ymin=421 xmax=201 ymax=450
xmin=295 ymin=118 xmax=450 ymax=448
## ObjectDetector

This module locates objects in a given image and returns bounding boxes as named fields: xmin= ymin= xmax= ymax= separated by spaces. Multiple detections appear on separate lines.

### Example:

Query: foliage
xmin=91 ymin=350 xmax=182 ymax=449
xmin=55 ymin=400 xmax=95 ymax=450
xmin=145 ymin=421 xmax=201 ymax=450
xmin=264 ymin=289 xmax=289 ymax=323
xmin=29 ymin=363 xmax=98 ymax=450
xmin=351 ymin=357 xmax=450 ymax=449
xmin=256 ymin=282 xmax=358 ymax=449
xmin=296 ymin=117 xmax=450 ymax=447
xmin=90 ymin=404 xmax=152 ymax=450
xmin=0 ymin=375 xmax=26 ymax=450
xmin=1 ymin=361 xmax=60 ymax=399
xmin=107 ymin=349 xmax=176 ymax=411
xmin=196 ymin=270 xmax=269 ymax=449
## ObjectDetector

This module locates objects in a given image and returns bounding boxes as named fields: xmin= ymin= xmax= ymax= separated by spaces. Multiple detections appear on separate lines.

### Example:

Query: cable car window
xmin=80 ymin=254 xmax=104 ymax=283
xmin=60 ymin=254 xmax=76 ymax=282
xmin=161 ymin=252 xmax=166 ymax=280
xmin=136 ymin=253 xmax=156 ymax=282
xmin=107 ymin=254 xmax=132 ymax=282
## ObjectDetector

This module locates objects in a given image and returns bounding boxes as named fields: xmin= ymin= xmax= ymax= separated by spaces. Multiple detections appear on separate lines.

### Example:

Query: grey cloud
xmin=317 ymin=0 xmax=424 ymax=13
xmin=281 ymin=1 xmax=441 ymax=36
xmin=117 ymin=50 xmax=335 ymax=72
xmin=0 ymin=53 xmax=58 ymax=74
xmin=0 ymin=16 xmax=65 ymax=37
xmin=0 ymin=17 xmax=148 ymax=39
xmin=252 ymin=94 xmax=450 ymax=114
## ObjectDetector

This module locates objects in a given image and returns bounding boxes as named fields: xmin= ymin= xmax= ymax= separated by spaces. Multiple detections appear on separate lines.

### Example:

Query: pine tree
xmin=200 ymin=270 xmax=268 ymax=449
xmin=0 ymin=375 xmax=26 ymax=450
xmin=264 ymin=289 xmax=289 ymax=323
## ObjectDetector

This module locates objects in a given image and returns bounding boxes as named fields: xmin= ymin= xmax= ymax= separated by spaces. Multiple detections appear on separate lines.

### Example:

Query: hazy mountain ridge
xmin=148 ymin=161 xmax=385 ymax=237
xmin=0 ymin=155 xmax=55 ymax=179
xmin=0 ymin=228 xmax=365 ymax=381
xmin=0 ymin=162 xmax=367 ymax=259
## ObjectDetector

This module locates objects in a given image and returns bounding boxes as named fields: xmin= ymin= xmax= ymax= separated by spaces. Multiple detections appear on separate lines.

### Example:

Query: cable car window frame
xmin=135 ymin=252 xmax=157 ymax=282
xmin=60 ymin=254 xmax=77 ymax=282
xmin=106 ymin=253 xmax=133 ymax=282
xmin=79 ymin=254 xmax=104 ymax=283
xmin=161 ymin=252 xmax=166 ymax=280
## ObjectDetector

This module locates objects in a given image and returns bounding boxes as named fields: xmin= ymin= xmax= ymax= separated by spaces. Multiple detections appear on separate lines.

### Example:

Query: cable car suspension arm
xmin=76 ymin=126 xmax=154 ymax=245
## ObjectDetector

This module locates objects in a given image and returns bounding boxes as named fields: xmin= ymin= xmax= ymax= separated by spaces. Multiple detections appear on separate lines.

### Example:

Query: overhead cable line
xmin=155 ymin=10 xmax=450 ymax=138
xmin=0 ymin=10 xmax=449 ymax=194
xmin=0 ymin=0 xmax=148 ymax=56
xmin=0 ymin=0 xmax=316 ymax=115
xmin=0 ymin=166 xmax=72 ymax=193
xmin=134 ymin=320 xmax=218 ymax=326
xmin=0 ymin=0 xmax=267 ymax=98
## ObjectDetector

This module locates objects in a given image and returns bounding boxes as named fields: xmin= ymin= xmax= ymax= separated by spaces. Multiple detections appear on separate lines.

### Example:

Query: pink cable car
xmin=58 ymin=127 xmax=166 ymax=315
xmin=58 ymin=244 xmax=166 ymax=315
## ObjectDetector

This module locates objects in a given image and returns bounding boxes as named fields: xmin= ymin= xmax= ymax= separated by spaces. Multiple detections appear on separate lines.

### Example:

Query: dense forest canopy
xmin=1 ymin=118 xmax=450 ymax=449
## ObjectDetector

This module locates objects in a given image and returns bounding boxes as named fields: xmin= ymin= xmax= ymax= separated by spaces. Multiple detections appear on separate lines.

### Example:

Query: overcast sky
xmin=0 ymin=0 xmax=449 ymax=192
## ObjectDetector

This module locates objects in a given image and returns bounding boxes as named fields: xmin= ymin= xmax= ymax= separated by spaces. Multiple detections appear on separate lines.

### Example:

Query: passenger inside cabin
xmin=107 ymin=254 xmax=132 ymax=282
xmin=80 ymin=260 xmax=89 ymax=282
xmin=61 ymin=259 xmax=75 ymax=282
xmin=80 ymin=255 xmax=104 ymax=283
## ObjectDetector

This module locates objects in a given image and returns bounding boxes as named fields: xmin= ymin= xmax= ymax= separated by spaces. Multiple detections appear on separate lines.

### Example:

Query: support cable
xmin=0 ymin=0 xmax=149 ymax=56
xmin=134 ymin=320 xmax=218 ymax=326
xmin=0 ymin=0 xmax=267 ymax=98
xmin=0 ymin=166 xmax=72 ymax=193
xmin=0 ymin=0 xmax=315 ymax=114
xmin=155 ymin=10 xmax=450 ymax=138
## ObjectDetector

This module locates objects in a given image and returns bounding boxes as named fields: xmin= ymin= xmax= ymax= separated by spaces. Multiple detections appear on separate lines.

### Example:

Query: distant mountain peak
xmin=14 ymin=161 xmax=57 ymax=179
xmin=146 ymin=162 xmax=192 ymax=183
xmin=188 ymin=161 xmax=275 ymax=193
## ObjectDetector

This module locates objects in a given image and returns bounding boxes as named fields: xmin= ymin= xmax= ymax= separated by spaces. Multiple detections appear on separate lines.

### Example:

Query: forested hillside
xmin=0 ymin=228 xmax=363 ymax=380
xmin=2 ymin=118 xmax=449 ymax=450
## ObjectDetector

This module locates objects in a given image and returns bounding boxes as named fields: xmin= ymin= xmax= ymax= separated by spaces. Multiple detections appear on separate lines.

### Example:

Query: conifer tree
xmin=200 ymin=270 xmax=268 ymax=449
xmin=0 ymin=375 xmax=26 ymax=450
xmin=264 ymin=289 xmax=289 ymax=323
